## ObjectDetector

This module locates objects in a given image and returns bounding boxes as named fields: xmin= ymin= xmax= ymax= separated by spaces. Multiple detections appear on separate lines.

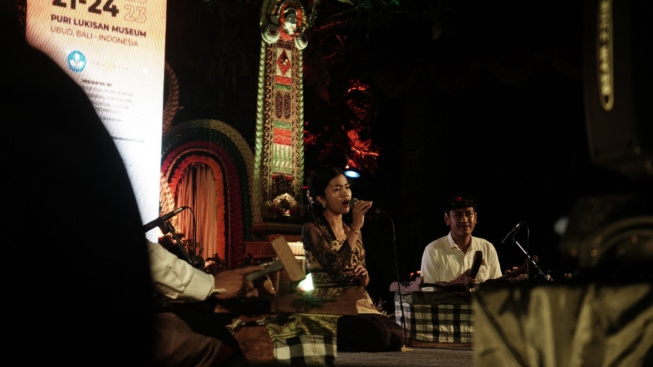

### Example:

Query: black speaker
xmin=582 ymin=0 xmax=653 ymax=181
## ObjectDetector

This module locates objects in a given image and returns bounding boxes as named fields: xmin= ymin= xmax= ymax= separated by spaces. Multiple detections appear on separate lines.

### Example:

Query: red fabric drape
xmin=175 ymin=163 xmax=226 ymax=261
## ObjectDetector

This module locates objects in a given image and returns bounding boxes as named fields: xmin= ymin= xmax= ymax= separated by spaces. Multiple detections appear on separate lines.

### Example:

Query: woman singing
xmin=302 ymin=165 xmax=403 ymax=352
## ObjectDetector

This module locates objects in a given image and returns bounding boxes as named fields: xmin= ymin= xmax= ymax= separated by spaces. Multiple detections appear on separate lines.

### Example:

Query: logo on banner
xmin=67 ymin=50 xmax=86 ymax=73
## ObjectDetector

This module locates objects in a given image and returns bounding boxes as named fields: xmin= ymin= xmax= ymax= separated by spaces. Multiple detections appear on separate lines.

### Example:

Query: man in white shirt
xmin=420 ymin=192 xmax=503 ymax=285
xmin=148 ymin=239 xmax=260 ymax=302
xmin=148 ymin=240 xmax=262 ymax=366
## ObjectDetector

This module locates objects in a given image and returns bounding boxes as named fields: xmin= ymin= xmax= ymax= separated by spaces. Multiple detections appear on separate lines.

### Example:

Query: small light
xmin=344 ymin=166 xmax=360 ymax=179
xmin=344 ymin=170 xmax=360 ymax=178
xmin=297 ymin=273 xmax=314 ymax=291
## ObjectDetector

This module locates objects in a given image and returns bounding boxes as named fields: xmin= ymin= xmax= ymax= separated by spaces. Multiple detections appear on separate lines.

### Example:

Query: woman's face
xmin=319 ymin=174 xmax=353 ymax=215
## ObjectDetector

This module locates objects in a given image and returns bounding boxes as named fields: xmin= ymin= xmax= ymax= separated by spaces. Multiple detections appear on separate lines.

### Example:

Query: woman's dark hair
xmin=304 ymin=165 xmax=345 ymax=221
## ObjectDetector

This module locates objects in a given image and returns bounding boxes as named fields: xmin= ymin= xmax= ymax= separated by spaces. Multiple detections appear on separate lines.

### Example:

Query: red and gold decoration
xmin=342 ymin=79 xmax=380 ymax=175
xmin=161 ymin=119 xmax=258 ymax=268
xmin=254 ymin=0 xmax=317 ymax=222
xmin=303 ymin=77 xmax=382 ymax=176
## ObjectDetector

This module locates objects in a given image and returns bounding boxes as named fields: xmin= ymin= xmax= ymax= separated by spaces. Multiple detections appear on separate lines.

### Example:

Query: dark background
xmin=14 ymin=0 xmax=651 ymax=307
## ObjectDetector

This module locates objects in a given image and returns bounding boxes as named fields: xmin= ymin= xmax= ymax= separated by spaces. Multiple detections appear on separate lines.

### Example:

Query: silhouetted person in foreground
xmin=1 ymin=3 xmax=153 ymax=364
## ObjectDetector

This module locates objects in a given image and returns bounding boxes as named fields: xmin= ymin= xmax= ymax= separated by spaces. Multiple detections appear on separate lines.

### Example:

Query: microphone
xmin=143 ymin=207 xmax=186 ymax=232
xmin=350 ymin=198 xmax=383 ymax=215
xmin=190 ymin=255 xmax=205 ymax=269
xmin=501 ymin=221 xmax=524 ymax=244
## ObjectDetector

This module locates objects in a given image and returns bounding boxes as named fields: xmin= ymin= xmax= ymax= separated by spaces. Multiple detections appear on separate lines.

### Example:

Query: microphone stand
xmin=511 ymin=238 xmax=553 ymax=282
xmin=162 ymin=221 xmax=195 ymax=266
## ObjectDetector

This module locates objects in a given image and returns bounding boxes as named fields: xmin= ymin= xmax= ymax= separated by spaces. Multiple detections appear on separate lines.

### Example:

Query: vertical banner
xmin=26 ymin=0 xmax=167 ymax=240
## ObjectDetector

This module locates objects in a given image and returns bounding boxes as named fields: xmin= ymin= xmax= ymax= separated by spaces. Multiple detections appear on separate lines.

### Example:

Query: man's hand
xmin=450 ymin=268 xmax=475 ymax=286
xmin=211 ymin=265 xmax=262 ymax=300
xmin=504 ymin=267 xmax=529 ymax=283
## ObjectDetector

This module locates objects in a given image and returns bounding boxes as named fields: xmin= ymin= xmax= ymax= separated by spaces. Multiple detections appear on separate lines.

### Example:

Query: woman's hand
xmin=353 ymin=263 xmax=370 ymax=287
xmin=350 ymin=199 xmax=373 ymax=231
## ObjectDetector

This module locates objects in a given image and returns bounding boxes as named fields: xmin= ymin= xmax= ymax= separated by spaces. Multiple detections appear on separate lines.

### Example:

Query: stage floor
xmin=336 ymin=346 xmax=472 ymax=367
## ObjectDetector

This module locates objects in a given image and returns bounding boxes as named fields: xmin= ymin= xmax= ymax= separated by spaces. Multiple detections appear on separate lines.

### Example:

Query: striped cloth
xmin=234 ymin=313 xmax=339 ymax=366
xmin=394 ymin=291 xmax=473 ymax=343
xmin=274 ymin=334 xmax=337 ymax=366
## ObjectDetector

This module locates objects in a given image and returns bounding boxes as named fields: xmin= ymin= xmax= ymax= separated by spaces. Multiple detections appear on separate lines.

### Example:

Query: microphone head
xmin=350 ymin=198 xmax=384 ymax=216
xmin=191 ymin=255 xmax=205 ymax=269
